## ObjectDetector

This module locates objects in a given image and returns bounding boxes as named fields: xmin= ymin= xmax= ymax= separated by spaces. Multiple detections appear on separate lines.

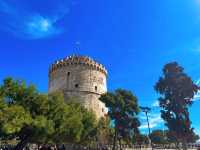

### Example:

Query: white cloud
xmin=0 ymin=0 xmax=69 ymax=39
xmin=193 ymin=91 xmax=200 ymax=101
xmin=139 ymin=113 xmax=164 ymax=130
xmin=24 ymin=15 xmax=62 ymax=39
xmin=194 ymin=128 xmax=200 ymax=135
xmin=196 ymin=79 xmax=200 ymax=85
xmin=192 ymin=79 xmax=200 ymax=101
xmin=152 ymin=100 xmax=159 ymax=107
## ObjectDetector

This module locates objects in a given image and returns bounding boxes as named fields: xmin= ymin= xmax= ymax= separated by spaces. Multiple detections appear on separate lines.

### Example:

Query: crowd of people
xmin=0 ymin=144 xmax=109 ymax=150
xmin=0 ymin=145 xmax=65 ymax=150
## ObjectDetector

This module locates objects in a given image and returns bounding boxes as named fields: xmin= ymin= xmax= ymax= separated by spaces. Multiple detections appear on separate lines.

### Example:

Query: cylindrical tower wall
xmin=49 ymin=65 xmax=107 ymax=94
xmin=48 ymin=56 xmax=108 ymax=118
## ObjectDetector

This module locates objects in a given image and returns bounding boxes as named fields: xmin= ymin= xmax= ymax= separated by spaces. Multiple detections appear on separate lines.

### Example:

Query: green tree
xmin=0 ymin=78 xmax=97 ymax=149
xmin=47 ymin=93 xmax=84 ymax=144
xmin=96 ymin=117 xmax=114 ymax=145
xmin=100 ymin=89 xmax=140 ymax=150
xmin=155 ymin=62 xmax=199 ymax=149
xmin=66 ymin=100 xmax=97 ymax=145
xmin=0 ymin=78 xmax=52 ymax=149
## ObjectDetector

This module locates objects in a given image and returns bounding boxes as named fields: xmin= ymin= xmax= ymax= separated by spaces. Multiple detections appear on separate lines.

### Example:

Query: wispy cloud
xmin=0 ymin=0 xmax=69 ymax=39
xmin=194 ymin=128 xmax=200 ymax=135
xmin=193 ymin=91 xmax=200 ymax=101
xmin=24 ymin=15 xmax=62 ymax=39
xmin=152 ymin=100 xmax=159 ymax=107
xmin=139 ymin=113 xmax=164 ymax=130
xmin=196 ymin=79 xmax=200 ymax=85
xmin=192 ymin=79 xmax=200 ymax=101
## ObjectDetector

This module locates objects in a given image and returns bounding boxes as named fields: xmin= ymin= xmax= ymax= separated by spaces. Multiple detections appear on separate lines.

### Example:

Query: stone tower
xmin=48 ymin=55 xmax=108 ymax=119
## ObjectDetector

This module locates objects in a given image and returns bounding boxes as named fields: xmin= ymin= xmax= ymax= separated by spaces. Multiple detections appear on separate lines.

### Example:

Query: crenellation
xmin=49 ymin=55 xmax=107 ymax=76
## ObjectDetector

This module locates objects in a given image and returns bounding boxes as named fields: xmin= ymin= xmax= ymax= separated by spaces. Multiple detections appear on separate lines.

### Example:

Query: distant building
xmin=48 ymin=55 xmax=108 ymax=119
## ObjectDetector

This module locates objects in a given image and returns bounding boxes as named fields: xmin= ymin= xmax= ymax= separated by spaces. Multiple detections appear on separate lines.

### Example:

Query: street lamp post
xmin=140 ymin=106 xmax=153 ymax=150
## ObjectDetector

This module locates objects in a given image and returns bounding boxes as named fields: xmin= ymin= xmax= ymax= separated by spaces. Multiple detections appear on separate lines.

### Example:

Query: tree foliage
xmin=100 ymin=89 xmax=140 ymax=149
xmin=135 ymin=134 xmax=149 ymax=145
xmin=96 ymin=117 xmax=114 ymax=145
xmin=149 ymin=130 xmax=168 ymax=144
xmin=66 ymin=100 xmax=97 ymax=145
xmin=155 ymin=62 xmax=199 ymax=145
xmin=0 ymin=78 xmax=97 ymax=149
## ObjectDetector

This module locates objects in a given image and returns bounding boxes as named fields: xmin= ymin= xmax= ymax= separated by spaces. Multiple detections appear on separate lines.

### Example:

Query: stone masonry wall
xmin=48 ymin=56 xmax=108 ymax=119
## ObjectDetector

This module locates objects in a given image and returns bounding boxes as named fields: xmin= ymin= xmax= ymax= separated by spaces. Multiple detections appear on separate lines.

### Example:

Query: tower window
xmin=75 ymin=84 xmax=79 ymax=88
xmin=67 ymin=72 xmax=70 ymax=76
xmin=95 ymin=86 xmax=97 ymax=91
xmin=102 ymin=108 xmax=104 ymax=113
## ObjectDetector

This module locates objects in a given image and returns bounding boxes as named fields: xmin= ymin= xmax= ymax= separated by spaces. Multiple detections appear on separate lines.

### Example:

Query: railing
xmin=1 ymin=143 xmax=200 ymax=150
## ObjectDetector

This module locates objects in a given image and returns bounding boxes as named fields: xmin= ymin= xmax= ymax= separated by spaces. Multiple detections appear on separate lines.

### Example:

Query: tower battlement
xmin=49 ymin=55 xmax=107 ymax=76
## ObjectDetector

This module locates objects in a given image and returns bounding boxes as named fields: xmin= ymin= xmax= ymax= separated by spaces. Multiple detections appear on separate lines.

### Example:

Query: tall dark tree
xmin=155 ymin=62 xmax=199 ymax=149
xmin=100 ymin=89 xmax=140 ymax=150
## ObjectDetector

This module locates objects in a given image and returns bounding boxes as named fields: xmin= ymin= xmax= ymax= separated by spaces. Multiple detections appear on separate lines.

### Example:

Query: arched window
xmin=75 ymin=84 xmax=79 ymax=88
xmin=95 ymin=86 xmax=97 ymax=91
xmin=67 ymin=72 xmax=70 ymax=76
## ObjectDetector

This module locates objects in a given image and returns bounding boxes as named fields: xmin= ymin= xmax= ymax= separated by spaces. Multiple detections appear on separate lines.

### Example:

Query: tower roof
xmin=49 ymin=55 xmax=107 ymax=75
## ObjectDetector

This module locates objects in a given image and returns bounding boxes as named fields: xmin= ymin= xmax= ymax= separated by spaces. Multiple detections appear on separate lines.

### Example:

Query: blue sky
xmin=1 ymin=0 xmax=200 ymax=135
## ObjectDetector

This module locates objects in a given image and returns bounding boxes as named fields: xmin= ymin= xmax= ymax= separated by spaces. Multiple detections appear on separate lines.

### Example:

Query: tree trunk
xmin=119 ymin=138 xmax=122 ymax=150
xmin=112 ymin=129 xmax=117 ymax=150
